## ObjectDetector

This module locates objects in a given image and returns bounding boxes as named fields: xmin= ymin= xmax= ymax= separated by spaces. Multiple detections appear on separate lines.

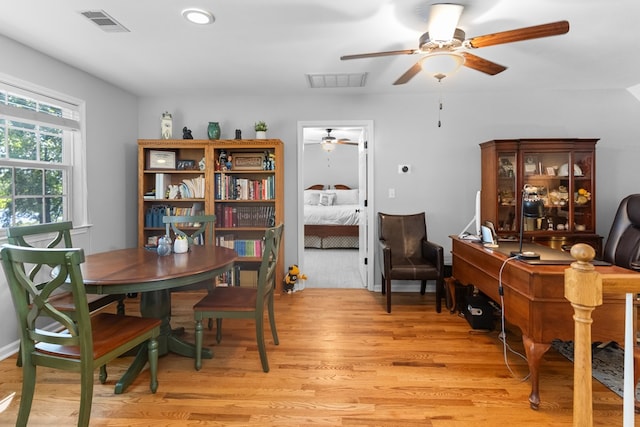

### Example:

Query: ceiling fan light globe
xmin=321 ymin=142 xmax=337 ymax=152
xmin=421 ymin=52 xmax=465 ymax=78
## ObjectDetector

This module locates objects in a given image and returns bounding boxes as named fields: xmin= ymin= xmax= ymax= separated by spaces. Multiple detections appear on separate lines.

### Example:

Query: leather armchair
xmin=377 ymin=212 xmax=444 ymax=313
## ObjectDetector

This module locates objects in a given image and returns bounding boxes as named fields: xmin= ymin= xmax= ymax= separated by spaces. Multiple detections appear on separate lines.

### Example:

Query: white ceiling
xmin=1 ymin=0 xmax=638 ymax=97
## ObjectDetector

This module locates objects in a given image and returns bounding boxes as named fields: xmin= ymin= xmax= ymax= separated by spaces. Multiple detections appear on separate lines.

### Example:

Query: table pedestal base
xmin=113 ymin=289 xmax=212 ymax=394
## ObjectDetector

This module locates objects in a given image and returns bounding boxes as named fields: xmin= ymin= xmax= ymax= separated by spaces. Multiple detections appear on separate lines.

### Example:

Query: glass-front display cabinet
xmin=480 ymin=138 xmax=602 ymax=256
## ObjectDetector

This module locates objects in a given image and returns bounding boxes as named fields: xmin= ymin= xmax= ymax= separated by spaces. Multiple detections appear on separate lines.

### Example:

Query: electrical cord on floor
xmin=498 ymin=255 xmax=530 ymax=382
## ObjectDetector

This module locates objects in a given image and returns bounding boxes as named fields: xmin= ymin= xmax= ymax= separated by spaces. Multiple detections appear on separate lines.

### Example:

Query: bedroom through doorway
xmin=296 ymin=121 xmax=374 ymax=290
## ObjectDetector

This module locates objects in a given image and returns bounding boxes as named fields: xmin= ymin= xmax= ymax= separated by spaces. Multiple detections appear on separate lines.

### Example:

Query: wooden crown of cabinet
xmin=138 ymin=139 xmax=284 ymax=288
xmin=480 ymin=138 xmax=602 ymax=256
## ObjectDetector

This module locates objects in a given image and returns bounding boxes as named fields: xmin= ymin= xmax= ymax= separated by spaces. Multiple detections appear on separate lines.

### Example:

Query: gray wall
xmin=0 ymin=35 xmax=138 ymax=357
xmin=2 ymin=32 xmax=640 ymax=356
xmin=138 ymin=90 xmax=640 ymax=270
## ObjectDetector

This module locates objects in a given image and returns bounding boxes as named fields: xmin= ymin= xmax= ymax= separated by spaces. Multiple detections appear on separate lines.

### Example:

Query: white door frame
xmin=296 ymin=120 xmax=375 ymax=290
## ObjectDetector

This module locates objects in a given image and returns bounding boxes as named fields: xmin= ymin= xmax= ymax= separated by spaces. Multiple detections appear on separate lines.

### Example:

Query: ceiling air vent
xmin=306 ymin=73 xmax=368 ymax=89
xmin=80 ymin=10 xmax=130 ymax=33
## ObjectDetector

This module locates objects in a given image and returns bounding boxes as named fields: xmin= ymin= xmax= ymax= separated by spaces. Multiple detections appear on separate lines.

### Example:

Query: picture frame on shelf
xmin=524 ymin=155 xmax=538 ymax=175
xmin=147 ymin=150 xmax=176 ymax=170
xmin=231 ymin=152 xmax=264 ymax=171
xmin=177 ymin=159 xmax=196 ymax=170
xmin=546 ymin=167 xmax=556 ymax=176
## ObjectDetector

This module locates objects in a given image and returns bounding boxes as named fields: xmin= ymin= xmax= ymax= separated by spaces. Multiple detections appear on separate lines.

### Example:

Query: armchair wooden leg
xmin=420 ymin=280 xmax=426 ymax=295
xmin=386 ymin=279 xmax=392 ymax=313
xmin=435 ymin=278 xmax=444 ymax=313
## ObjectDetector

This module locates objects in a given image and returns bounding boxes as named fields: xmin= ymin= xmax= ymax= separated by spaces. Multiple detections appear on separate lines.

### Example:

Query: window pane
xmin=39 ymin=103 xmax=63 ymax=117
xmin=45 ymin=196 xmax=64 ymax=223
xmin=0 ymin=118 xmax=5 ymax=157
xmin=15 ymin=168 xmax=42 ymax=196
xmin=8 ymin=94 xmax=36 ymax=112
xmin=0 ymin=167 xmax=12 ymax=227
xmin=40 ymin=133 xmax=63 ymax=163
xmin=45 ymin=169 xmax=63 ymax=195
xmin=15 ymin=197 xmax=41 ymax=225
xmin=8 ymin=127 xmax=37 ymax=160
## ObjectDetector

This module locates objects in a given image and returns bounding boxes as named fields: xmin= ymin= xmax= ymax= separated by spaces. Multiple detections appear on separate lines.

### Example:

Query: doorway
xmin=296 ymin=120 xmax=375 ymax=290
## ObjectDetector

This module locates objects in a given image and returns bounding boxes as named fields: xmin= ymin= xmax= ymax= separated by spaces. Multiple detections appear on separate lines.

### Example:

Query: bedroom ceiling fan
xmin=314 ymin=129 xmax=358 ymax=152
xmin=340 ymin=3 xmax=570 ymax=84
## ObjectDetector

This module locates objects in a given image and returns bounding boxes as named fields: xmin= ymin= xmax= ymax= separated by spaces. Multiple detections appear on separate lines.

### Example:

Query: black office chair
xmin=603 ymin=194 xmax=640 ymax=270
xmin=602 ymin=194 xmax=640 ymax=411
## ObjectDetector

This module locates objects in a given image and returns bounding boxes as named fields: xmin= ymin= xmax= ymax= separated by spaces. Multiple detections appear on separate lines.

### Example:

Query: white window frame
xmin=0 ymin=73 xmax=88 ymax=233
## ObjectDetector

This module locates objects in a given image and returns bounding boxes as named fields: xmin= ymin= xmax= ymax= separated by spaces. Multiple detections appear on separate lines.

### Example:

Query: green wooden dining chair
xmin=162 ymin=214 xmax=216 ymax=247
xmin=7 ymin=221 xmax=126 ymax=367
xmin=0 ymin=244 xmax=161 ymax=427
xmin=194 ymin=223 xmax=283 ymax=372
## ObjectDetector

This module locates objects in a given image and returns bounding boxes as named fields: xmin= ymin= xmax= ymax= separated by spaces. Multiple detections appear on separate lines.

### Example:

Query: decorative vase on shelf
xmin=161 ymin=112 xmax=172 ymax=139
xmin=207 ymin=122 xmax=221 ymax=140
xmin=256 ymin=131 xmax=267 ymax=139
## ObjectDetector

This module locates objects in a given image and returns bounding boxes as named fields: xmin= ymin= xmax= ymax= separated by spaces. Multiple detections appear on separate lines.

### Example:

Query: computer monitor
xmin=458 ymin=190 xmax=482 ymax=238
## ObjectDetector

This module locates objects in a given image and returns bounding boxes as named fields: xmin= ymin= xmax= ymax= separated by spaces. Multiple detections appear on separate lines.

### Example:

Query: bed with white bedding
xmin=304 ymin=185 xmax=359 ymax=249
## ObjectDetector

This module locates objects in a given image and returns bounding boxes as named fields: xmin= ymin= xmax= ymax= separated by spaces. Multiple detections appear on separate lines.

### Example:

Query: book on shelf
xmin=155 ymin=173 xmax=170 ymax=199
xmin=214 ymin=175 xmax=275 ymax=200
xmin=215 ymin=234 xmax=264 ymax=257
xmin=216 ymin=205 xmax=274 ymax=228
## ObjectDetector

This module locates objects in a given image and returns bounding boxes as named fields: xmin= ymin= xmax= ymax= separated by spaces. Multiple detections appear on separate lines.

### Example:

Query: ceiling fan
xmin=340 ymin=3 xmax=569 ymax=85
xmin=307 ymin=129 xmax=358 ymax=152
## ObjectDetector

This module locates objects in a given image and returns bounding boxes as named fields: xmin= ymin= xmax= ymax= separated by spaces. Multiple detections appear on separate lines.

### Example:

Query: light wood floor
xmin=0 ymin=289 xmax=635 ymax=426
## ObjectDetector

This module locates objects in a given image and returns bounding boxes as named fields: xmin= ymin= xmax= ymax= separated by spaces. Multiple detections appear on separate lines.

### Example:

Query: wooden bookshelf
xmin=138 ymin=139 xmax=284 ymax=288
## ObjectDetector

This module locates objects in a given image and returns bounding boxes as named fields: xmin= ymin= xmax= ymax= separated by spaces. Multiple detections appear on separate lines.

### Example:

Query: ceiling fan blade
xmin=427 ymin=3 xmax=464 ymax=42
xmin=337 ymin=139 xmax=358 ymax=145
xmin=341 ymin=49 xmax=417 ymax=60
xmin=467 ymin=20 xmax=569 ymax=49
xmin=393 ymin=62 xmax=422 ymax=85
xmin=461 ymin=52 xmax=507 ymax=75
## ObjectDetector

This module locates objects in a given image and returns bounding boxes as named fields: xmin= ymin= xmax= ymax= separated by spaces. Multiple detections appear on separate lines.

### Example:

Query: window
xmin=0 ymin=76 xmax=86 ymax=229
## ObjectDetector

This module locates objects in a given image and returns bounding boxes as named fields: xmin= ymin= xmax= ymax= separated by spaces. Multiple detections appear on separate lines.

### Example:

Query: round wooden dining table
xmin=80 ymin=245 xmax=237 ymax=393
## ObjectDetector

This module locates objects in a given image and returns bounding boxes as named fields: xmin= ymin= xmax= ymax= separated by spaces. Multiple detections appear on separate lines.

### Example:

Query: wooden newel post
xmin=564 ymin=243 xmax=602 ymax=427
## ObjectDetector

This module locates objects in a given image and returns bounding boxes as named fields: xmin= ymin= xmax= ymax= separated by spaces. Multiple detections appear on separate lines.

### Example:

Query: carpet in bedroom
xmin=302 ymin=248 xmax=363 ymax=289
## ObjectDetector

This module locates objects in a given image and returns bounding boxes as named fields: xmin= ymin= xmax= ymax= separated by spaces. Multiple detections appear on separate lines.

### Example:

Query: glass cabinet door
xmin=572 ymin=151 xmax=594 ymax=233
xmin=520 ymin=150 xmax=594 ymax=233
xmin=496 ymin=152 xmax=517 ymax=232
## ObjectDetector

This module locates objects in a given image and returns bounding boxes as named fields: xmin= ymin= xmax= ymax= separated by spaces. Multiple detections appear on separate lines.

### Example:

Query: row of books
xmin=216 ymin=234 xmax=265 ymax=257
xmin=215 ymin=205 xmax=275 ymax=228
xmin=144 ymin=203 xmax=204 ymax=228
xmin=152 ymin=174 xmax=205 ymax=200
xmin=215 ymin=175 xmax=275 ymax=200
xmin=215 ymin=265 xmax=258 ymax=287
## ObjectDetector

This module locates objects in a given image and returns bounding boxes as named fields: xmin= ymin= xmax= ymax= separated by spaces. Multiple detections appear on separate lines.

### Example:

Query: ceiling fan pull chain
xmin=437 ymin=81 xmax=443 ymax=128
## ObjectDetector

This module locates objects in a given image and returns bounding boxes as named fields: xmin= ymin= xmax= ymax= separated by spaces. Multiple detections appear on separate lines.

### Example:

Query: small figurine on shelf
xmin=219 ymin=149 xmax=228 ymax=171
xmin=182 ymin=126 xmax=193 ymax=139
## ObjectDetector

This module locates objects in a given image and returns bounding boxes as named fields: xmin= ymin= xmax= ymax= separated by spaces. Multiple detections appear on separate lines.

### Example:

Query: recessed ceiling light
xmin=182 ymin=8 xmax=214 ymax=25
